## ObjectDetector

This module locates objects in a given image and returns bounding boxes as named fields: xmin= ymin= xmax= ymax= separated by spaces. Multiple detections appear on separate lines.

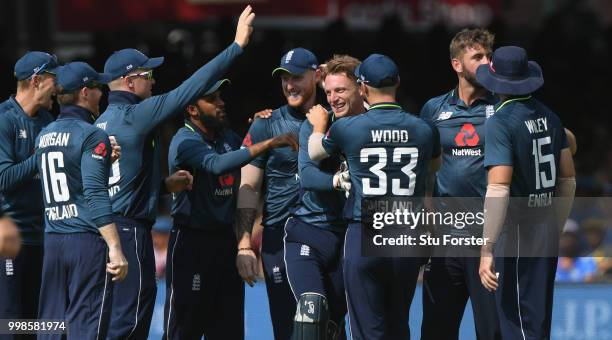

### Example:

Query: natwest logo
xmin=218 ymin=174 xmax=235 ymax=187
xmin=454 ymin=123 xmax=480 ymax=147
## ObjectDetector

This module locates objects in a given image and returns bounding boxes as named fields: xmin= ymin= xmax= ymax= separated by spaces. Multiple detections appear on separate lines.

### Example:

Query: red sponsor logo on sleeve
xmin=94 ymin=142 xmax=107 ymax=157
xmin=242 ymin=133 xmax=253 ymax=147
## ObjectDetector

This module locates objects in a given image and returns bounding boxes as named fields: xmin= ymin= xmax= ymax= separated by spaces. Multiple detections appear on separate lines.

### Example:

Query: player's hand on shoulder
xmin=165 ymin=170 xmax=194 ymax=193
xmin=107 ymin=246 xmax=129 ymax=282
xmin=0 ymin=216 xmax=21 ymax=259
xmin=248 ymin=108 xmax=273 ymax=124
xmin=109 ymin=136 xmax=121 ymax=163
xmin=234 ymin=5 xmax=255 ymax=49
xmin=306 ymin=104 xmax=329 ymax=132
xmin=271 ymin=133 xmax=298 ymax=151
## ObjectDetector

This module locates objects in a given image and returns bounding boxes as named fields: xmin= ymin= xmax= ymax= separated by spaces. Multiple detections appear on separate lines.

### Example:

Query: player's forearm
xmin=0 ymin=156 xmax=37 ymax=192
xmin=308 ymin=132 xmax=329 ymax=161
xmin=98 ymin=223 xmax=122 ymax=250
xmin=234 ymin=208 xmax=257 ymax=243
xmin=481 ymin=184 xmax=510 ymax=254
xmin=554 ymin=177 xmax=576 ymax=235
xmin=246 ymin=138 xmax=280 ymax=159
xmin=300 ymin=165 xmax=334 ymax=191
xmin=202 ymin=148 xmax=251 ymax=175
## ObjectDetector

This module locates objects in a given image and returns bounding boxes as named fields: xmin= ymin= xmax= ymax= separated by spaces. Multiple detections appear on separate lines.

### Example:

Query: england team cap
xmin=104 ymin=48 xmax=164 ymax=80
xmin=203 ymin=79 xmax=231 ymax=96
xmin=57 ymin=62 xmax=112 ymax=93
xmin=271 ymin=48 xmax=318 ymax=77
xmin=355 ymin=54 xmax=399 ymax=88
xmin=14 ymin=51 xmax=60 ymax=80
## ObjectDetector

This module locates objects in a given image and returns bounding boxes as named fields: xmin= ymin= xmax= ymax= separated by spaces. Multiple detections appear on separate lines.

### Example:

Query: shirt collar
xmin=448 ymin=87 xmax=497 ymax=108
xmin=284 ymin=104 xmax=307 ymax=121
xmin=8 ymin=95 xmax=26 ymax=115
xmin=367 ymin=102 xmax=402 ymax=111
xmin=108 ymin=91 xmax=143 ymax=105
xmin=58 ymin=104 xmax=96 ymax=124
xmin=8 ymin=95 xmax=47 ymax=119
xmin=184 ymin=119 xmax=223 ymax=143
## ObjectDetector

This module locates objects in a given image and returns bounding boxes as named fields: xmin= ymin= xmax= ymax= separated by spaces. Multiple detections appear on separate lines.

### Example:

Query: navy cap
xmin=57 ymin=62 xmax=112 ymax=93
xmin=476 ymin=46 xmax=543 ymax=96
xmin=355 ymin=54 xmax=399 ymax=88
xmin=272 ymin=48 xmax=318 ymax=76
xmin=104 ymin=48 xmax=164 ymax=80
xmin=14 ymin=51 xmax=60 ymax=80
xmin=203 ymin=79 xmax=230 ymax=96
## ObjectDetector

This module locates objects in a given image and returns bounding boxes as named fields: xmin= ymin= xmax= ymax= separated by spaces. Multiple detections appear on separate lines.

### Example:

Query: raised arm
xmin=131 ymin=6 xmax=256 ymax=132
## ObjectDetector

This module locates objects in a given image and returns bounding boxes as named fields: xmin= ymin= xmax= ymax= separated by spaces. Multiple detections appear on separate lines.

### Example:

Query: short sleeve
xmin=321 ymin=119 xmax=344 ymax=156
xmin=427 ymin=121 xmax=441 ymax=158
xmin=242 ymin=118 xmax=271 ymax=169
xmin=484 ymin=115 xmax=513 ymax=168
xmin=419 ymin=98 xmax=437 ymax=123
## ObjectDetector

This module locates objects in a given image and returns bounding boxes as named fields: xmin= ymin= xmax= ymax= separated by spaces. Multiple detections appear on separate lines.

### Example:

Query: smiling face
xmin=280 ymin=70 xmax=317 ymax=111
xmin=323 ymin=72 xmax=363 ymax=118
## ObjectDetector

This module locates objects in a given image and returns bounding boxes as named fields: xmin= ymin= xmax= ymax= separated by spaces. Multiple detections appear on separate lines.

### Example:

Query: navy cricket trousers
xmin=37 ymin=232 xmax=112 ymax=340
xmin=283 ymin=217 xmax=347 ymax=337
xmin=106 ymin=218 xmax=156 ymax=340
xmin=495 ymin=256 xmax=557 ymax=340
xmin=343 ymin=223 xmax=421 ymax=340
xmin=163 ymin=226 xmax=244 ymax=340
xmin=421 ymin=246 xmax=501 ymax=340
xmin=0 ymin=245 xmax=43 ymax=340
xmin=261 ymin=222 xmax=298 ymax=340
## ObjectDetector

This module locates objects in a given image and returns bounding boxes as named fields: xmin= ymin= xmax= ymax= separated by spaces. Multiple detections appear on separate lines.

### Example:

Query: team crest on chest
xmin=485 ymin=105 xmax=495 ymax=118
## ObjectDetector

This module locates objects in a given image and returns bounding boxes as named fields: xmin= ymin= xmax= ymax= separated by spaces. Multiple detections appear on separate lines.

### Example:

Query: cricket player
xmin=234 ymin=47 xmax=320 ymax=339
xmin=94 ymin=6 xmax=255 ymax=339
xmin=419 ymin=28 xmax=501 ymax=340
xmin=164 ymin=79 xmax=297 ymax=339
xmin=0 ymin=51 xmax=58 ymax=339
xmin=476 ymin=46 xmax=576 ymax=340
xmin=36 ymin=62 xmax=128 ymax=340
xmin=308 ymin=54 xmax=441 ymax=340
xmin=284 ymin=55 xmax=363 ymax=340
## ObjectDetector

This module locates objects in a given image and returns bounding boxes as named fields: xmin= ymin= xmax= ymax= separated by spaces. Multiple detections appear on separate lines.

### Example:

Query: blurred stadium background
xmin=1 ymin=0 xmax=610 ymax=338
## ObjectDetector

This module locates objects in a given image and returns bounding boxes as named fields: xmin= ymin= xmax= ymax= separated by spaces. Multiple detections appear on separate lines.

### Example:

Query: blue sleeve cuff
xmin=93 ymin=214 xmax=114 ymax=228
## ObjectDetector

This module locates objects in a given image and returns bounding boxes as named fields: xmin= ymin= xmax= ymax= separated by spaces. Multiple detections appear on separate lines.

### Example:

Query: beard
xmin=199 ymin=112 xmax=222 ymax=131
xmin=464 ymin=70 xmax=484 ymax=89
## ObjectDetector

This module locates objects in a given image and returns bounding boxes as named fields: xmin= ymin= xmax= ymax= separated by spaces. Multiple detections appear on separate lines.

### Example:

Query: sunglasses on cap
xmin=123 ymin=69 xmax=154 ymax=80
